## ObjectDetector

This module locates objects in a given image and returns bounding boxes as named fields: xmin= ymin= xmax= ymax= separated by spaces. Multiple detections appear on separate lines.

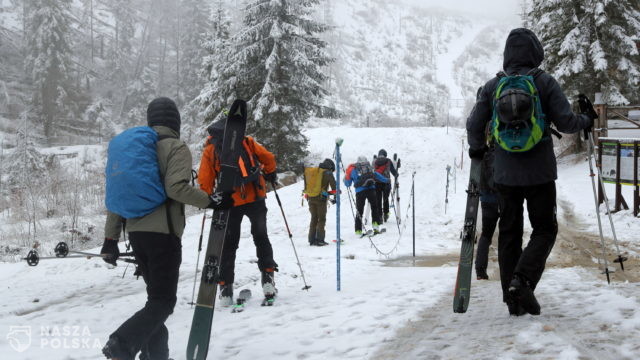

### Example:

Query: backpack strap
xmin=157 ymin=134 xmax=177 ymax=236
xmin=526 ymin=68 xmax=544 ymax=78
xmin=496 ymin=71 xmax=507 ymax=78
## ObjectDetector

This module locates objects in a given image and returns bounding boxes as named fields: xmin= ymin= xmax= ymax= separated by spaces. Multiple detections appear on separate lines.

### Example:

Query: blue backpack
xmin=105 ymin=126 xmax=169 ymax=219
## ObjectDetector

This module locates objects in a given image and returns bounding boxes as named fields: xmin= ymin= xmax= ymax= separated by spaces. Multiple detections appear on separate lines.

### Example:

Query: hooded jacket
xmin=466 ymin=28 xmax=591 ymax=186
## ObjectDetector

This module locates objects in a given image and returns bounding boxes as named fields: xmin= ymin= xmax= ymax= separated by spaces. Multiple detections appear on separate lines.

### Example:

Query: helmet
xmin=378 ymin=149 xmax=387 ymax=157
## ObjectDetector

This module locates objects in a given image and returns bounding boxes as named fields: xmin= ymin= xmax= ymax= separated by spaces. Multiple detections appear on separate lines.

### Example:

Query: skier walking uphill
xmin=344 ymin=155 xmax=389 ymax=235
xmin=101 ymin=97 xmax=229 ymax=360
xmin=475 ymin=143 xmax=500 ymax=281
xmin=198 ymin=119 xmax=279 ymax=306
xmin=304 ymin=158 xmax=337 ymax=246
xmin=466 ymin=28 xmax=593 ymax=316
xmin=373 ymin=149 xmax=398 ymax=223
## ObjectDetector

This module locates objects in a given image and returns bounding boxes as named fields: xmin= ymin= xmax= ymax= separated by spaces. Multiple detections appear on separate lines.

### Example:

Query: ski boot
xmin=355 ymin=229 xmax=363 ymax=237
xmin=372 ymin=222 xmax=381 ymax=235
xmin=476 ymin=269 xmax=489 ymax=280
xmin=508 ymin=274 xmax=540 ymax=315
xmin=261 ymin=268 xmax=277 ymax=306
xmin=102 ymin=335 xmax=134 ymax=360
xmin=218 ymin=283 xmax=234 ymax=307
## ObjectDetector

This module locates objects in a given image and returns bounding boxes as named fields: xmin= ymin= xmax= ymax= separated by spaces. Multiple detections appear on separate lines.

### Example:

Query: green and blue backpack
xmin=491 ymin=69 xmax=546 ymax=152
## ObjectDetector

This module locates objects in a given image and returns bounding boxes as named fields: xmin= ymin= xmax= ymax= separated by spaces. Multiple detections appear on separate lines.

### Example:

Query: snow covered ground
xmin=1 ymin=127 xmax=639 ymax=359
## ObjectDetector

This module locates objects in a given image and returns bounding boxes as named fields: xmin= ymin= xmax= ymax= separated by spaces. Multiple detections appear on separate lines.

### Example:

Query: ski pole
xmin=412 ymin=171 xmax=416 ymax=258
xmin=586 ymin=131 xmax=628 ymax=271
xmin=270 ymin=181 xmax=311 ymax=291
xmin=190 ymin=210 xmax=208 ymax=307
xmin=335 ymin=138 xmax=343 ymax=291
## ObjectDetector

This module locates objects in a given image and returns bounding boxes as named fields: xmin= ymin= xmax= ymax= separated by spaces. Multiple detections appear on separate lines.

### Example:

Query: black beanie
xmin=147 ymin=97 xmax=181 ymax=133
xmin=378 ymin=149 xmax=387 ymax=157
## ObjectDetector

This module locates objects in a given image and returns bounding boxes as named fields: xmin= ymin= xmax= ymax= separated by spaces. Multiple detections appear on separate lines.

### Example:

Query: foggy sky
xmin=402 ymin=0 xmax=523 ymax=20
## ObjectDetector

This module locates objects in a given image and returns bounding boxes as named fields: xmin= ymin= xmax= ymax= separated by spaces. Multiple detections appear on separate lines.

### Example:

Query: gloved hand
xmin=208 ymin=191 xmax=234 ymax=210
xmin=329 ymin=197 xmax=337 ymax=205
xmin=468 ymin=146 xmax=488 ymax=160
xmin=577 ymin=94 xmax=597 ymax=138
xmin=100 ymin=238 xmax=119 ymax=266
xmin=263 ymin=172 xmax=277 ymax=183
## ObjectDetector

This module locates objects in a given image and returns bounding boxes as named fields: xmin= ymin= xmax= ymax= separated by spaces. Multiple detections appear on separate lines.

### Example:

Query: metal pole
xmin=335 ymin=141 xmax=342 ymax=291
xmin=412 ymin=171 xmax=416 ymax=257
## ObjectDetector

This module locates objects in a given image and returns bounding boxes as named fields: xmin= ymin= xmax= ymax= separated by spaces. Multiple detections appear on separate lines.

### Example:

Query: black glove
xmin=208 ymin=191 xmax=234 ymax=210
xmin=329 ymin=197 xmax=337 ymax=205
xmin=100 ymin=238 xmax=119 ymax=266
xmin=577 ymin=94 xmax=597 ymax=138
xmin=468 ymin=146 xmax=488 ymax=160
xmin=263 ymin=172 xmax=277 ymax=183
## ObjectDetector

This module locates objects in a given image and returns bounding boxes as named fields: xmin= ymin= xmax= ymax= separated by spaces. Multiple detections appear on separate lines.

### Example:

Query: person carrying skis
xmin=344 ymin=155 xmax=389 ymax=235
xmin=466 ymin=28 xmax=593 ymax=316
xmin=198 ymin=118 xmax=279 ymax=306
xmin=373 ymin=149 xmax=398 ymax=223
xmin=304 ymin=158 xmax=337 ymax=246
xmin=101 ymin=97 xmax=230 ymax=360
xmin=475 ymin=140 xmax=499 ymax=280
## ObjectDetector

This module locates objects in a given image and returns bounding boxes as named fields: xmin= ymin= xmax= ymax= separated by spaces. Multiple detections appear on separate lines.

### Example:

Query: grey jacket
xmin=466 ymin=28 xmax=591 ymax=186
xmin=105 ymin=126 xmax=211 ymax=239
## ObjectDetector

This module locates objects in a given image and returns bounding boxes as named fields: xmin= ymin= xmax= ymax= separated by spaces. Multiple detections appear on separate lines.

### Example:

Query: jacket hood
xmin=502 ymin=28 xmax=544 ymax=72
xmin=207 ymin=119 xmax=225 ymax=140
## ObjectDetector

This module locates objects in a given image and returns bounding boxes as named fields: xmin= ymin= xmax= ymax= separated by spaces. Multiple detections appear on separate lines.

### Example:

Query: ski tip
xmin=228 ymin=99 xmax=247 ymax=120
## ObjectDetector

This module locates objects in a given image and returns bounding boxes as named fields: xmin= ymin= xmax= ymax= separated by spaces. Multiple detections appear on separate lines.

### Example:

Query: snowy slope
xmin=1 ymin=127 xmax=639 ymax=360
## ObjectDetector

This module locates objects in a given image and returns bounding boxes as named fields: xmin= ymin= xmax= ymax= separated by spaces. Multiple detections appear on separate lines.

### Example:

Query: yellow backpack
xmin=303 ymin=167 xmax=324 ymax=197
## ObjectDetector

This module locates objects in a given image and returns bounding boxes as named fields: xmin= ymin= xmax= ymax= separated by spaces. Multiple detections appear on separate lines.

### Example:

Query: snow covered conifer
xmin=179 ymin=0 xmax=212 ymax=105
xmin=531 ymin=0 xmax=640 ymax=104
xmin=24 ymin=0 xmax=78 ymax=141
xmin=200 ymin=0 xmax=332 ymax=171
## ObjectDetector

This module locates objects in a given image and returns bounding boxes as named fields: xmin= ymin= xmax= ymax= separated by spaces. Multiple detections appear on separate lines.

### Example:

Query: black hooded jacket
xmin=466 ymin=28 xmax=591 ymax=186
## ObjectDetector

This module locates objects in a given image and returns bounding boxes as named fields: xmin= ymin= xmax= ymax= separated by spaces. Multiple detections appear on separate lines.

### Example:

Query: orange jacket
xmin=198 ymin=136 xmax=276 ymax=207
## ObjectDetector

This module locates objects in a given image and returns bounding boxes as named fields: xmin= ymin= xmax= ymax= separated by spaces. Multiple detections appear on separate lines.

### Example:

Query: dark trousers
xmin=220 ymin=200 xmax=277 ymax=284
xmin=375 ymin=182 xmax=391 ymax=220
xmin=355 ymin=189 xmax=380 ymax=231
xmin=112 ymin=232 xmax=181 ymax=360
xmin=475 ymin=200 xmax=500 ymax=273
xmin=308 ymin=197 xmax=328 ymax=243
xmin=497 ymin=182 xmax=558 ymax=301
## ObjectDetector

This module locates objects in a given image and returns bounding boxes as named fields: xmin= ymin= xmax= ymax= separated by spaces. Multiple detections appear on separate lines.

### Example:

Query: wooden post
xmin=631 ymin=140 xmax=638 ymax=215
xmin=614 ymin=142 xmax=629 ymax=212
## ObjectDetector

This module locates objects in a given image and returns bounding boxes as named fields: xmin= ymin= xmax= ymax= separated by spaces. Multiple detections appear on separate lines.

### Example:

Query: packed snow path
xmin=0 ymin=127 xmax=638 ymax=359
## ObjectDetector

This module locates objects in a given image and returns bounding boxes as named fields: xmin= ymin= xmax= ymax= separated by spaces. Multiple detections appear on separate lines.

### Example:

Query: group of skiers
xmin=95 ymin=26 xmax=599 ymax=360
xmin=303 ymin=149 xmax=400 ymax=245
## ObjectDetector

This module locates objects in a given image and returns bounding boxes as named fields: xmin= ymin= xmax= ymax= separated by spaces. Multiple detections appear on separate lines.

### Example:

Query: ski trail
xmin=372 ymin=272 xmax=640 ymax=360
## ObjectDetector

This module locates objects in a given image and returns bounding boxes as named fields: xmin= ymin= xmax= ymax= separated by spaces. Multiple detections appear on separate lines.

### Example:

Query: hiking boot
xmin=506 ymin=297 xmax=526 ymax=316
xmin=261 ymin=268 xmax=277 ymax=297
xmin=476 ymin=269 xmax=489 ymax=280
xmin=102 ymin=336 xmax=134 ymax=360
xmin=508 ymin=274 xmax=540 ymax=315
xmin=312 ymin=240 xmax=329 ymax=246
xmin=219 ymin=283 xmax=233 ymax=306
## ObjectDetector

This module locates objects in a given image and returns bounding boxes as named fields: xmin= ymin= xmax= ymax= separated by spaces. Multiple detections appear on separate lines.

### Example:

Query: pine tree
xmin=531 ymin=0 xmax=640 ymax=104
xmin=178 ymin=0 xmax=212 ymax=105
xmin=24 ymin=0 xmax=78 ymax=141
xmin=209 ymin=0 xmax=332 ymax=171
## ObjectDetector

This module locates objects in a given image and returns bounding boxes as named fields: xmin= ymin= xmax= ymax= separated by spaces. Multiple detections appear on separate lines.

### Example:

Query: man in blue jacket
xmin=466 ymin=28 xmax=594 ymax=316
xmin=344 ymin=155 xmax=389 ymax=235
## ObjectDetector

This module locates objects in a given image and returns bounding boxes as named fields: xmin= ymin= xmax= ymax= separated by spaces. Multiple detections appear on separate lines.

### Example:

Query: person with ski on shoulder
xmin=373 ymin=149 xmax=398 ymax=223
xmin=475 ymin=139 xmax=500 ymax=281
xmin=198 ymin=118 xmax=279 ymax=306
xmin=344 ymin=155 xmax=389 ymax=235
xmin=466 ymin=28 xmax=594 ymax=316
xmin=101 ymin=97 xmax=228 ymax=360
xmin=303 ymin=158 xmax=337 ymax=246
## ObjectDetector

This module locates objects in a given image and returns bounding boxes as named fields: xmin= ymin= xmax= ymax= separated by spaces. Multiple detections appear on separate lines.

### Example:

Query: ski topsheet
xmin=187 ymin=100 xmax=247 ymax=360
xmin=453 ymin=158 xmax=481 ymax=313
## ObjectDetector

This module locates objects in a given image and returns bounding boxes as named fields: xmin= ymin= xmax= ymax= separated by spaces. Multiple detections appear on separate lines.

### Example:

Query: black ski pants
xmin=475 ymin=200 xmax=500 ymax=273
xmin=355 ymin=188 xmax=380 ymax=231
xmin=220 ymin=199 xmax=277 ymax=285
xmin=112 ymin=231 xmax=181 ymax=360
xmin=375 ymin=182 xmax=391 ymax=221
xmin=496 ymin=182 xmax=558 ymax=301
xmin=308 ymin=196 xmax=329 ymax=243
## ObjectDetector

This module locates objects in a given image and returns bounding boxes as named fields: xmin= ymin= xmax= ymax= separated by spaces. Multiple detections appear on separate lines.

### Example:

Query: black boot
xmin=476 ymin=268 xmax=489 ymax=280
xmin=508 ymin=274 xmax=540 ymax=315
xmin=315 ymin=231 xmax=329 ymax=246
xmin=102 ymin=335 xmax=134 ymax=360
xmin=308 ymin=231 xmax=316 ymax=246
